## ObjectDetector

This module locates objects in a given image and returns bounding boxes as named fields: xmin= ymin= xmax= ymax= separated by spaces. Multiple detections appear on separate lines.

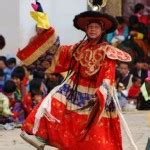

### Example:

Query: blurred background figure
xmin=106 ymin=16 xmax=128 ymax=46
xmin=0 ymin=35 xmax=5 ymax=50
xmin=0 ymin=80 xmax=16 ymax=130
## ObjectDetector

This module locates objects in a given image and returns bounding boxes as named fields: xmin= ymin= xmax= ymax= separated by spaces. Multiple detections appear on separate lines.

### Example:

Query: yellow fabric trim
xmin=30 ymin=11 xmax=50 ymax=29
xmin=134 ymin=32 xmax=144 ymax=40
xmin=23 ymin=33 xmax=57 ymax=65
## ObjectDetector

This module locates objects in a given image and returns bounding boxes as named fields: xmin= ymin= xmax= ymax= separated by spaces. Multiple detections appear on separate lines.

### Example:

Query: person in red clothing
xmin=19 ymin=2 xmax=137 ymax=150
xmin=133 ymin=3 xmax=149 ymax=26
xmin=11 ymin=66 xmax=26 ymax=124
xmin=128 ymin=76 xmax=142 ymax=99
xmin=23 ymin=78 xmax=44 ymax=117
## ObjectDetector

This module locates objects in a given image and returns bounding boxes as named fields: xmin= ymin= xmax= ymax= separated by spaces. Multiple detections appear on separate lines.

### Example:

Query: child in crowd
xmin=128 ymin=76 xmax=142 ymax=99
xmin=117 ymin=82 xmax=128 ymax=111
xmin=23 ymin=78 xmax=44 ymax=117
xmin=0 ymin=56 xmax=6 ymax=70
xmin=117 ymin=62 xmax=133 ymax=89
xmin=5 ymin=58 xmax=17 ymax=81
xmin=31 ymin=90 xmax=43 ymax=106
xmin=45 ymin=73 xmax=64 ymax=92
xmin=22 ymin=65 xmax=31 ymax=93
xmin=0 ymin=80 xmax=16 ymax=129
xmin=11 ymin=66 xmax=26 ymax=124
xmin=32 ymin=70 xmax=47 ymax=96
xmin=133 ymin=3 xmax=149 ymax=26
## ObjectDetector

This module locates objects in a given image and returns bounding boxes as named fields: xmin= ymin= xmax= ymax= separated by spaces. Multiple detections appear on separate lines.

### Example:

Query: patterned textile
xmin=22 ymin=29 xmax=131 ymax=150
xmin=17 ymin=27 xmax=60 ymax=72
xmin=57 ymin=84 xmax=96 ymax=107
xmin=27 ymin=37 xmax=60 ymax=72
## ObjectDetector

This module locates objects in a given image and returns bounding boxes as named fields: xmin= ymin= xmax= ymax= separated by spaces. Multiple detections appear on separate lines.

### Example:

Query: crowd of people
xmin=106 ymin=3 xmax=150 ymax=62
xmin=0 ymin=55 xmax=64 ymax=129
xmin=0 ymin=3 xmax=150 ymax=131
xmin=105 ymin=3 xmax=150 ymax=111
xmin=0 ymin=2 xmax=150 ymax=150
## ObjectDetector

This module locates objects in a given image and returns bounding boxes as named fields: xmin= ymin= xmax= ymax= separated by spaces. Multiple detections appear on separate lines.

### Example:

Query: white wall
xmin=0 ymin=0 xmax=87 ymax=57
xmin=0 ymin=0 xmax=19 ymax=58
xmin=19 ymin=0 xmax=87 ymax=48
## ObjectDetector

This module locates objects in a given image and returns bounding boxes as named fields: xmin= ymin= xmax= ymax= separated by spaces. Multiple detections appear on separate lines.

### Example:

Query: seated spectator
xmin=22 ymin=65 xmax=31 ymax=93
xmin=117 ymin=16 xmax=146 ymax=64
xmin=31 ymin=90 xmax=43 ymax=106
xmin=11 ymin=66 xmax=26 ymax=124
xmin=33 ymin=70 xmax=45 ymax=80
xmin=130 ymin=61 xmax=148 ymax=83
xmin=0 ymin=56 xmax=6 ymax=70
xmin=0 ymin=69 xmax=4 ymax=92
xmin=129 ymin=7 xmax=149 ymax=60
xmin=128 ymin=76 xmax=141 ymax=99
xmin=117 ymin=82 xmax=128 ymax=111
xmin=106 ymin=16 xmax=128 ymax=46
xmin=45 ymin=73 xmax=64 ymax=92
xmin=132 ymin=3 xmax=149 ymax=26
xmin=23 ymin=78 xmax=44 ymax=117
xmin=5 ymin=58 xmax=17 ymax=80
xmin=0 ymin=80 xmax=16 ymax=125
xmin=32 ymin=70 xmax=47 ymax=96
xmin=117 ymin=62 xmax=133 ymax=90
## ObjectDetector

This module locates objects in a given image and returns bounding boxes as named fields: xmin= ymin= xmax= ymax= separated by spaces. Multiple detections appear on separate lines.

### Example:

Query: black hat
xmin=73 ymin=11 xmax=118 ymax=33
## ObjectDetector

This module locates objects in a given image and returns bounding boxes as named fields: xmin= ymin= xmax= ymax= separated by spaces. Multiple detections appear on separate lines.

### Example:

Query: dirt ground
xmin=0 ymin=111 xmax=150 ymax=150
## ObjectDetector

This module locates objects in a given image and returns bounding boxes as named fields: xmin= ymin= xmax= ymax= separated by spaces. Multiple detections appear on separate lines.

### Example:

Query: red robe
xmin=21 ymin=27 xmax=131 ymax=150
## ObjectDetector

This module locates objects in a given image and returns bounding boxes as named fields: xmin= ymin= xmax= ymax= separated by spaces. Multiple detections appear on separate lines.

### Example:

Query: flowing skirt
xmin=22 ymin=74 xmax=122 ymax=150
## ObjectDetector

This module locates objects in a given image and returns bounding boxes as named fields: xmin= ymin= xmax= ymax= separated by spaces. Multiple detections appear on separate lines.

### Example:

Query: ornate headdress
xmin=73 ymin=0 xmax=118 ymax=34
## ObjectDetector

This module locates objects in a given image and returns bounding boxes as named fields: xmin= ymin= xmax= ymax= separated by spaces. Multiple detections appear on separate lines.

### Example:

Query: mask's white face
xmin=86 ymin=23 xmax=103 ymax=40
